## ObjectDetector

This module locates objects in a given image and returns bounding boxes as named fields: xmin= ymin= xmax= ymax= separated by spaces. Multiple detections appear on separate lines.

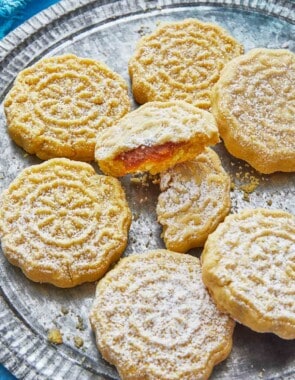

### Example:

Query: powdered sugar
xmin=202 ymin=208 xmax=295 ymax=338
xmin=0 ymin=158 xmax=131 ymax=287
xmin=90 ymin=250 xmax=234 ymax=380
xmin=157 ymin=148 xmax=231 ymax=252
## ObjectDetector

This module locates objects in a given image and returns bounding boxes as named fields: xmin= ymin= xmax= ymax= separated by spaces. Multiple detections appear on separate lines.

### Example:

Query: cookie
xmin=95 ymin=101 xmax=219 ymax=177
xmin=129 ymin=18 xmax=243 ymax=109
xmin=201 ymin=208 xmax=295 ymax=339
xmin=211 ymin=48 xmax=295 ymax=174
xmin=157 ymin=148 xmax=231 ymax=252
xmin=0 ymin=158 xmax=131 ymax=287
xmin=4 ymin=54 xmax=130 ymax=161
xmin=90 ymin=250 xmax=234 ymax=380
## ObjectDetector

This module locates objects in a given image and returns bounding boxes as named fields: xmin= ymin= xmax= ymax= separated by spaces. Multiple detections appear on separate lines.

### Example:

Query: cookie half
xmin=0 ymin=158 xmax=131 ymax=287
xmin=202 ymin=208 xmax=295 ymax=339
xmin=157 ymin=148 xmax=231 ymax=252
xmin=95 ymin=101 xmax=219 ymax=176
xmin=4 ymin=54 xmax=130 ymax=161
xmin=90 ymin=250 xmax=234 ymax=380
xmin=129 ymin=18 xmax=243 ymax=109
xmin=211 ymin=48 xmax=295 ymax=174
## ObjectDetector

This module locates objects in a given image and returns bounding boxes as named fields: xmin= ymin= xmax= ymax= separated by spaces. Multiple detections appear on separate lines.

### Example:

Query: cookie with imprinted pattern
xmin=4 ymin=54 xmax=130 ymax=161
xmin=201 ymin=208 xmax=295 ymax=339
xmin=95 ymin=101 xmax=219 ymax=177
xmin=157 ymin=148 xmax=231 ymax=252
xmin=0 ymin=158 xmax=131 ymax=287
xmin=211 ymin=48 xmax=295 ymax=174
xmin=129 ymin=18 xmax=243 ymax=109
xmin=90 ymin=250 xmax=234 ymax=380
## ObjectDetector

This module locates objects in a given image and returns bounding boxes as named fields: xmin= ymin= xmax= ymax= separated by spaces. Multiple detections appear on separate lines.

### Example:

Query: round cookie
xmin=211 ymin=48 xmax=295 ymax=174
xmin=129 ymin=18 xmax=243 ymax=109
xmin=0 ymin=158 xmax=131 ymax=287
xmin=4 ymin=54 xmax=130 ymax=161
xmin=90 ymin=250 xmax=234 ymax=380
xmin=157 ymin=148 xmax=231 ymax=252
xmin=95 ymin=101 xmax=219 ymax=177
xmin=201 ymin=208 xmax=295 ymax=339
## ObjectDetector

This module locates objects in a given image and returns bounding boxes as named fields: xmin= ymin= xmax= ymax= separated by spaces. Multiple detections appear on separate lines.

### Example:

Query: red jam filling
xmin=116 ymin=141 xmax=184 ymax=170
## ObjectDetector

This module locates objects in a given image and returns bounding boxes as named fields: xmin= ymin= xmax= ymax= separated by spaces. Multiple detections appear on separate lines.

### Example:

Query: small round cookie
xmin=95 ymin=101 xmax=219 ymax=177
xmin=211 ymin=48 xmax=295 ymax=174
xmin=90 ymin=250 xmax=234 ymax=380
xmin=129 ymin=18 xmax=243 ymax=109
xmin=4 ymin=54 xmax=130 ymax=161
xmin=0 ymin=158 xmax=131 ymax=287
xmin=157 ymin=148 xmax=231 ymax=252
xmin=201 ymin=208 xmax=295 ymax=339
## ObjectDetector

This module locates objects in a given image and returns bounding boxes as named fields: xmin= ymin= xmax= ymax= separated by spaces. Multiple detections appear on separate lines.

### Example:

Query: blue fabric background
xmin=0 ymin=1 xmax=61 ymax=378
xmin=0 ymin=0 xmax=61 ymax=38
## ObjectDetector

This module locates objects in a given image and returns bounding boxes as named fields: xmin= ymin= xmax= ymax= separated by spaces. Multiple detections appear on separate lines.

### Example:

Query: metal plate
xmin=0 ymin=0 xmax=294 ymax=379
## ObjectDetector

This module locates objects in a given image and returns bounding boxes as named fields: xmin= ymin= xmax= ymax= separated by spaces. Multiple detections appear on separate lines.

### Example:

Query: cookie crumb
xmin=130 ymin=177 xmax=141 ymax=184
xmin=76 ymin=315 xmax=85 ymax=331
xmin=61 ymin=306 xmax=69 ymax=315
xmin=131 ymin=173 xmax=151 ymax=187
xmin=152 ymin=177 xmax=160 ymax=185
xmin=137 ymin=25 xmax=151 ymax=37
xmin=258 ymin=368 xmax=266 ymax=378
xmin=267 ymin=199 xmax=272 ymax=206
xmin=47 ymin=328 xmax=63 ymax=344
xmin=74 ymin=336 xmax=84 ymax=348
xmin=240 ymin=177 xmax=259 ymax=194
xmin=243 ymin=192 xmax=250 ymax=202
xmin=230 ymin=181 xmax=235 ymax=191
xmin=133 ymin=212 xmax=139 ymax=221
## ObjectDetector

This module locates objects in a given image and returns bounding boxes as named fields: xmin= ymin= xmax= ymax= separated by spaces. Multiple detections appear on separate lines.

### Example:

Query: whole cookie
xmin=211 ymin=48 xmax=295 ymax=174
xmin=4 ymin=54 xmax=130 ymax=161
xmin=90 ymin=250 xmax=234 ymax=380
xmin=201 ymin=208 xmax=295 ymax=339
xmin=129 ymin=18 xmax=243 ymax=109
xmin=157 ymin=148 xmax=231 ymax=252
xmin=95 ymin=101 xmax=219 ymax=177
xmin=0 ymin=159 xmax=131 ymax=287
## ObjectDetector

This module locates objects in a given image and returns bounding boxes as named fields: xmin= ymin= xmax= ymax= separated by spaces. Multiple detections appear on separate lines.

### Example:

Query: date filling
xmin=115 ymin=141 xmax=185 ymax=170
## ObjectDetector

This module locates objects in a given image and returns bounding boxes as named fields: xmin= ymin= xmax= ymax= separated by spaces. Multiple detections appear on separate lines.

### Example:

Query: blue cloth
xmin=0 ymin=0 xmax=61 ymax=38
xmin=0 ymin=1 xmax=61 ymax=378
xmin=0 ymin=366 xmax=16 ymax=380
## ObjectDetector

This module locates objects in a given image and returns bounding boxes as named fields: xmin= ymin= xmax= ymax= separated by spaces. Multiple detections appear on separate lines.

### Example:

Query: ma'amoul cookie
xmin=4 ymin=54 xmax=130 ymax=161
xmin=157 ymin=148 xmax=231 ymax=252
xmin=95 ymin=101 xmax=219 ymax=177
xmin=129 ymin=18 xmax=243 ymax=109
xmin=211 ymin=48 xmax=295 ymax=174
xmin=202 ymin=208 xmax=295 ymax=339
xmin=90 ymin=250 xmax=234 ymax=380
xmin=0 ymin=158 xmax=131 ymax=287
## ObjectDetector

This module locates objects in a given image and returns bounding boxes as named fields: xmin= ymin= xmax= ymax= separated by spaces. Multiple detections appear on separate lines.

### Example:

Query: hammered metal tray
xmin=0 ymin=1 xmax=294 ymax=379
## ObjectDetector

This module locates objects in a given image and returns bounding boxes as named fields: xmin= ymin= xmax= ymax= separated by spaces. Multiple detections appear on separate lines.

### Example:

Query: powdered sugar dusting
xmin=202 ymin=208 xmax=295 ymax=338
xmin=213 ymin=48 xmax=295 ymax=173
xmin=90 ymin=250 xmax=234 ymax=380
xmin=129 ymin=18 xmax=243 ymax=109
xmin=4 ymin=54 xmax=130 ymax=161
xmin=95 ymin=101 xmax=218 ymax=160
xmin=0 ymin=158 xmax=131 ymax=287
xmin=157 ymin=148 xmax=231 ymax=252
